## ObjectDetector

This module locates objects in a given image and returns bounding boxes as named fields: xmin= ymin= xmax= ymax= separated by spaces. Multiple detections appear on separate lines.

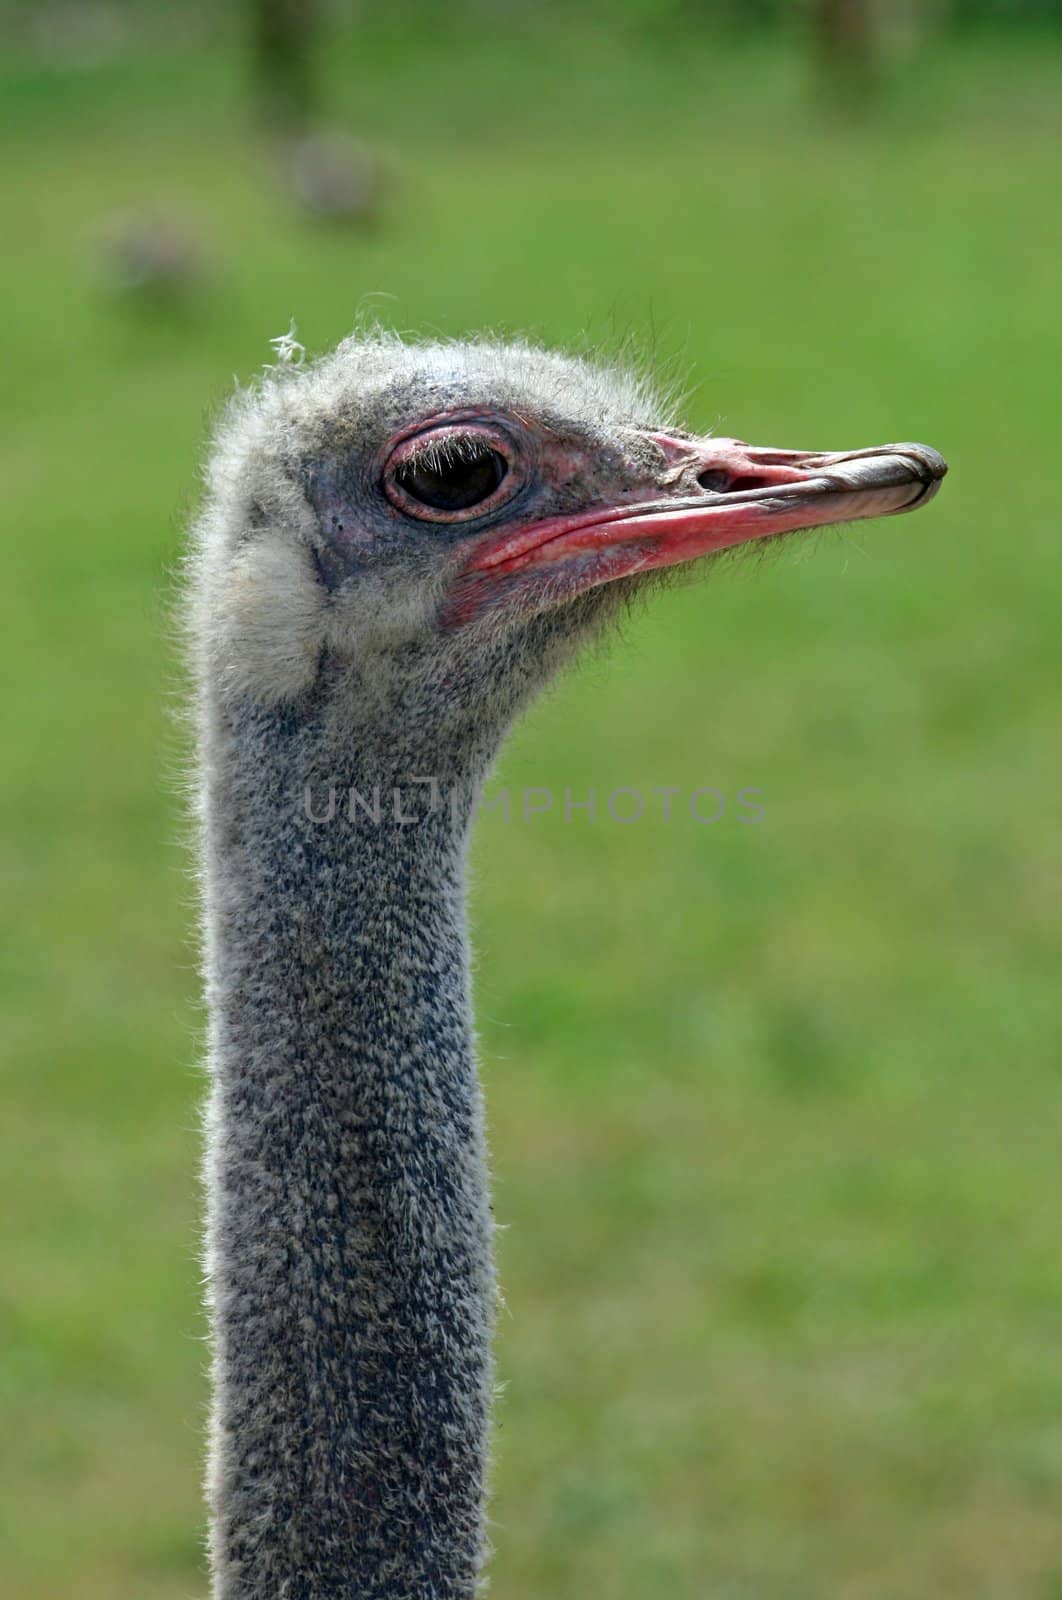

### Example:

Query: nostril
xmin=696 ymin=468 xmax=771 ymax=495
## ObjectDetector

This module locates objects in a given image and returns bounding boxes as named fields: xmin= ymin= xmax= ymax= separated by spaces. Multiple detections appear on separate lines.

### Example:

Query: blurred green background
xmin=2 ymin=3 xmax=1061 ymax=1597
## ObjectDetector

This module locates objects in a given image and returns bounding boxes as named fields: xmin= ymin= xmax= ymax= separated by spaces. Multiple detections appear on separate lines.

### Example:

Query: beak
xmin=469 ymin=438 xmax=947 ymax=584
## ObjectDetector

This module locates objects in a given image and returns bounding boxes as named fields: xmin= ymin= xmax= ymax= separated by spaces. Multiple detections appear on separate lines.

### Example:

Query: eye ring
xmin=382 ymin=423 xmax=523 ymax=524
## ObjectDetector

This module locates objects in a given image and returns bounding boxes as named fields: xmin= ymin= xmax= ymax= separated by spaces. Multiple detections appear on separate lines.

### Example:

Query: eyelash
xmin=401 ymin=435 xmax=493 ymax=475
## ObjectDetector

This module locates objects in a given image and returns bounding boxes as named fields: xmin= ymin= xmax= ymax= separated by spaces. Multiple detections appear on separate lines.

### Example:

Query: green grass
xmin=2 ymin=19 xmax=1061 ymax=1599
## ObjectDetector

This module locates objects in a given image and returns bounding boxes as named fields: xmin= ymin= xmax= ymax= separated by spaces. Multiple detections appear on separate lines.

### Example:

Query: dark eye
xmin=395 ymin=439 xmax=508 ymax=514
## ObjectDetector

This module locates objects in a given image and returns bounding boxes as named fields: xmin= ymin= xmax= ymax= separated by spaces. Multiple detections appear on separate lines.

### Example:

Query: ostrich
xmin=187 ymin=331 xmax=945 ymax=1599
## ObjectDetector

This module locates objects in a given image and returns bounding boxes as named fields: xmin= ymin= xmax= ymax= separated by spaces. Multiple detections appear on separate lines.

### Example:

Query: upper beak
xmin=470 ymin=437 xmax=947 ymax=582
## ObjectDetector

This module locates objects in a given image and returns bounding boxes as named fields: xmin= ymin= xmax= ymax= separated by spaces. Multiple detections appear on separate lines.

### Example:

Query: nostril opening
xmin=696 ymin=469 xmax=772 ymax=495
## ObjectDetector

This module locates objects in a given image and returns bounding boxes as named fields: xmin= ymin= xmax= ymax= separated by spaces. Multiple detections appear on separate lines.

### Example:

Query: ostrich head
xmin=194 ymin=333 xmax=945 ymax=758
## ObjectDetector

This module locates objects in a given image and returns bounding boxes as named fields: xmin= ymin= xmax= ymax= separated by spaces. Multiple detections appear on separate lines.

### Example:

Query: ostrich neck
xmin=202 ymin=689 xmax=494 ymax=1600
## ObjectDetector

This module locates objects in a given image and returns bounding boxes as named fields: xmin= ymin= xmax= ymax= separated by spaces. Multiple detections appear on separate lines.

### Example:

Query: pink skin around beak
xmin=447 ymin=435 xmax=947 ymax=627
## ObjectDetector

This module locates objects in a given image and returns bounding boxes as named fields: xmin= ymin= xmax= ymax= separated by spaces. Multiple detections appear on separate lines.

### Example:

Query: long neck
xmin=201 ymin=686 xmax=494 ymax=1600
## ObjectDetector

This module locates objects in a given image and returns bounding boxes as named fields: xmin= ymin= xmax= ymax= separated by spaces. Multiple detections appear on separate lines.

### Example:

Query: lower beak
xmin=471 ymin=439 xmax=947 ymax=583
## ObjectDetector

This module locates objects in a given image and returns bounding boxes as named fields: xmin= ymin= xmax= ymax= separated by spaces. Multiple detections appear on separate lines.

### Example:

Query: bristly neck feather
xmin=201 ymin=674 xmax=498 ymax=1600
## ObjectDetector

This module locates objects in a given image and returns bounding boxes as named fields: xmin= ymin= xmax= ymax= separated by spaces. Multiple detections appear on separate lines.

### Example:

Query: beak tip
xmin=899 ymin=442 xmax=949 ymax=483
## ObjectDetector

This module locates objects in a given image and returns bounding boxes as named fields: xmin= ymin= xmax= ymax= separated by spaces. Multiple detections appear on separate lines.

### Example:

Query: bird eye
xmin=395 ymin=439 xmax=507 ymax=513
xmin=383 ymin=428 xmax=518 ymax=523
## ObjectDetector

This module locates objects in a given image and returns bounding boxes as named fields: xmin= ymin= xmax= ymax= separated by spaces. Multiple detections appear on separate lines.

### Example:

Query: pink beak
xmin=470 ymin=437 xmax=947 ymax=582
